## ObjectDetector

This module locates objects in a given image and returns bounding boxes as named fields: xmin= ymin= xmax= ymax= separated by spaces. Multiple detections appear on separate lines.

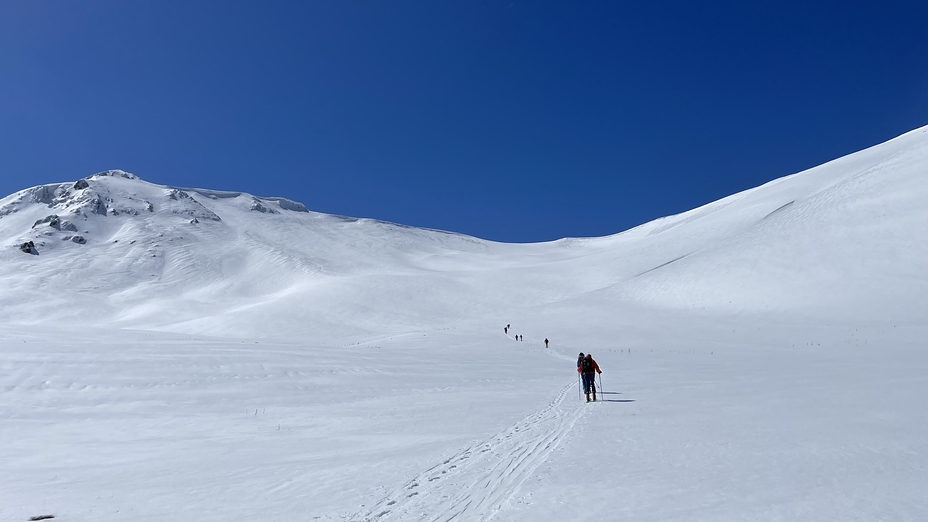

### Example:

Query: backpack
xmin=581 ymin=357 xmax=594 ymax=373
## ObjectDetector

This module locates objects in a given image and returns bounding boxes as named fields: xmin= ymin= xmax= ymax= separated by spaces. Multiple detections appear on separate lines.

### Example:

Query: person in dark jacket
xmin=577 ymin=353 xmax=602 ymax=402
xmin=577 ymin=352 xmax=585 ymax=369
xmin=545 ymin=338 xmax=549 ymax=348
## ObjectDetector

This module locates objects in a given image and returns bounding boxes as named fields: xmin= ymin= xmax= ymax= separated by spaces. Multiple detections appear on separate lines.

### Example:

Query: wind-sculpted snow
xmin=2 ymin=126 xmax=928 ymax=522
xmin=170 ymin=185 xmax=310 ymax=213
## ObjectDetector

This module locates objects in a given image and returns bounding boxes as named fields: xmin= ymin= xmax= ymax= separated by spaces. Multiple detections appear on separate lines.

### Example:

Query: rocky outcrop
xmin=167 ymin=189 xmax=191 ymax=201
xmin=29 ymin=185 xmax=60 ymax=205
xmin=19 ymin=241 xmax=36 ymax=254
xmin=71 ymin=235 xmax=86 ymax=244
xmin=89 ymin=169 xmax=138 ymax=180
xmin=166 ymin=189 xmax=222 ymax=221
xmin=32 ymin=215 xmax=60 ymax=229
xmin=86 ymin=195 xmax=108 ymax=215
xmin=30 ymin=214 xmax=76 ymax=231
xmin=2 ymin=183 xmax=107 ymax=218
xmin=250 ymin=198 xmax=280 ymax=214
xmin=73 ymin=179 xmax=90 ymax=190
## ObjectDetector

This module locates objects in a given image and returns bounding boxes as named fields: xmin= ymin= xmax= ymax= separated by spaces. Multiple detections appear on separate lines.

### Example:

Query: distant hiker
xmin=504 ymin=326 xmax=508 ymax=334
xmin=544 ymin=338 xmax=549 ymax=348
xmin=519 ymin=335 xmax=523 ymax=341
xmin=578 ymin=354 xmax=602 ymax=402
xmin=577 ymin=352 xmax=585 ymax=369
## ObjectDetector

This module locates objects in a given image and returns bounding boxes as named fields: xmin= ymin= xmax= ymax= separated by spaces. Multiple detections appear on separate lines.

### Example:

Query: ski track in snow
xmin=355 ymin=381 xmax=585 ymax=522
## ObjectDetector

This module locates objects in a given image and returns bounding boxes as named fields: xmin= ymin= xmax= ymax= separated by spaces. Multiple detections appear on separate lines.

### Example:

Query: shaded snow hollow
xmin=2 ymin=127 xmax=928 ymax=522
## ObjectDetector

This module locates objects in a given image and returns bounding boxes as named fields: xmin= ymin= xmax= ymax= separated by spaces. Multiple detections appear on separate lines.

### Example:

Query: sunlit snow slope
xmin=2 ymin=125 xmax=927 ymax=337
xmin=2 ymin=125 xmax=927 ymax=522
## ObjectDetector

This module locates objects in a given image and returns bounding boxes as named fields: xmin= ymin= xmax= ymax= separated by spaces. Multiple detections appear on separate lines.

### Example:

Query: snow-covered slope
xmin=4 ymin=125 xmax=928 ymax=338
xmin=2 ymin=126 xmax=928 ymax=522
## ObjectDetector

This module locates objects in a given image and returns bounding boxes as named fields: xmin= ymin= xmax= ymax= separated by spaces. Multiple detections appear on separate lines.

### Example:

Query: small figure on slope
xmin=578 ymin=353 xmax=602 ymax=402
xmin=545 ymin=338 xmax=549 ymax=348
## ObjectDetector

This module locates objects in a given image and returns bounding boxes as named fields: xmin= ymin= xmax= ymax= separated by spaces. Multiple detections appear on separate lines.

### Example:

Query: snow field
xmin=2 ymin=126 xmax=928 ymax=520
xmin=0 ymin=324 xmax=576 ymax=522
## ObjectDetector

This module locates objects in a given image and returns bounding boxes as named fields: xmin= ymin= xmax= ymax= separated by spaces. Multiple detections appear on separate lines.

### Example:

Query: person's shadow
xmin=597 ymin=391 xmax=634 ymax=403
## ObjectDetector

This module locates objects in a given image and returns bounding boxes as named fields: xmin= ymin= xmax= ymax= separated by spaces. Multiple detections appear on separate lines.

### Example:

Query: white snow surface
xmin=2 ymin=126 xmax=928 ymax=521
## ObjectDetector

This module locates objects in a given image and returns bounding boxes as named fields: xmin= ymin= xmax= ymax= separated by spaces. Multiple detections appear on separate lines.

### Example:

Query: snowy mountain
xmin=3 ymin=126 xmax=928 ymax=522
xmin=3 ymin=126 xmax=928 ymax=338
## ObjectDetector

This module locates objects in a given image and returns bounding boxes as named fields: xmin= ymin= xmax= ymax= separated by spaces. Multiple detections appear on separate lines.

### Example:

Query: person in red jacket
xmin=577 ymin=353 xmax=602 ymax=402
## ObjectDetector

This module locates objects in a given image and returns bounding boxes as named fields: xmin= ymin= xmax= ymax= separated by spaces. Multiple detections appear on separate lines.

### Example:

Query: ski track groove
xmin=354 ymin=381 xmax=586 ymax=522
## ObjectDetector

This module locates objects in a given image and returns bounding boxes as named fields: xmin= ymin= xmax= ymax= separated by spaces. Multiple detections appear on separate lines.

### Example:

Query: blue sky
xmin=1 ymin=1 xmax=926 ymax=242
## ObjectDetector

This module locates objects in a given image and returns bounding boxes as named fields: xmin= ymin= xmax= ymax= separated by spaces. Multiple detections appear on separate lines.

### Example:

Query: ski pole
xmin=578 ymin=372 xmax=582 ymax=400
xmin=598 ymin=373 xmax=604 ymax=400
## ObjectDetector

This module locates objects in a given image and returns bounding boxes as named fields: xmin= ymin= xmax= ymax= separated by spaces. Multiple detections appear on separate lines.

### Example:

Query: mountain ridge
xmin=2 ymin=125 xmax=927 ymax=338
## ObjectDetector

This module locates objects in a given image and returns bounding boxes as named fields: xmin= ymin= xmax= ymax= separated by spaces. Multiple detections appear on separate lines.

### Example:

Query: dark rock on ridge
xmin=32 ymin=215 xmax=60 ymax=229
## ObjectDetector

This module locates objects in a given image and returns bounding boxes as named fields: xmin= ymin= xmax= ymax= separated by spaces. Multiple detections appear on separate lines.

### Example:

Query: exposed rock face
xmin=29 ymin=215 xmax=76 ymax=231
xmin=32 ymin=215 xmax=61 ymax=229
xmin=19 ymin=241 xmax=36 ymax=254
xmin=1 ymin=183 xmax=107 ymax=218
xmin=73 ymin=179 xmax=90 ymax=190
xmin=166 ymin=189 xmax=222 ymax=221
xmin=71 ymin=235 xmax=86 ymax=244
xmin=89 ymin=169 xmax=138 ymax=180
xmin=250 ymin=198 xmax=280 ymax=214
xmin=167 ymin=189 xmax=190 ymax=201
xmin=29 ymin=185 xmax=59 ymax=205
xmin=85 ymin=195 xmax=108 ymax=216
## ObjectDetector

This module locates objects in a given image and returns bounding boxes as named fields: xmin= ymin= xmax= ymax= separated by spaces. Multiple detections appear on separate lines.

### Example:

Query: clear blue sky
xmin=2 ymin=1 xmax=926 ymax=242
